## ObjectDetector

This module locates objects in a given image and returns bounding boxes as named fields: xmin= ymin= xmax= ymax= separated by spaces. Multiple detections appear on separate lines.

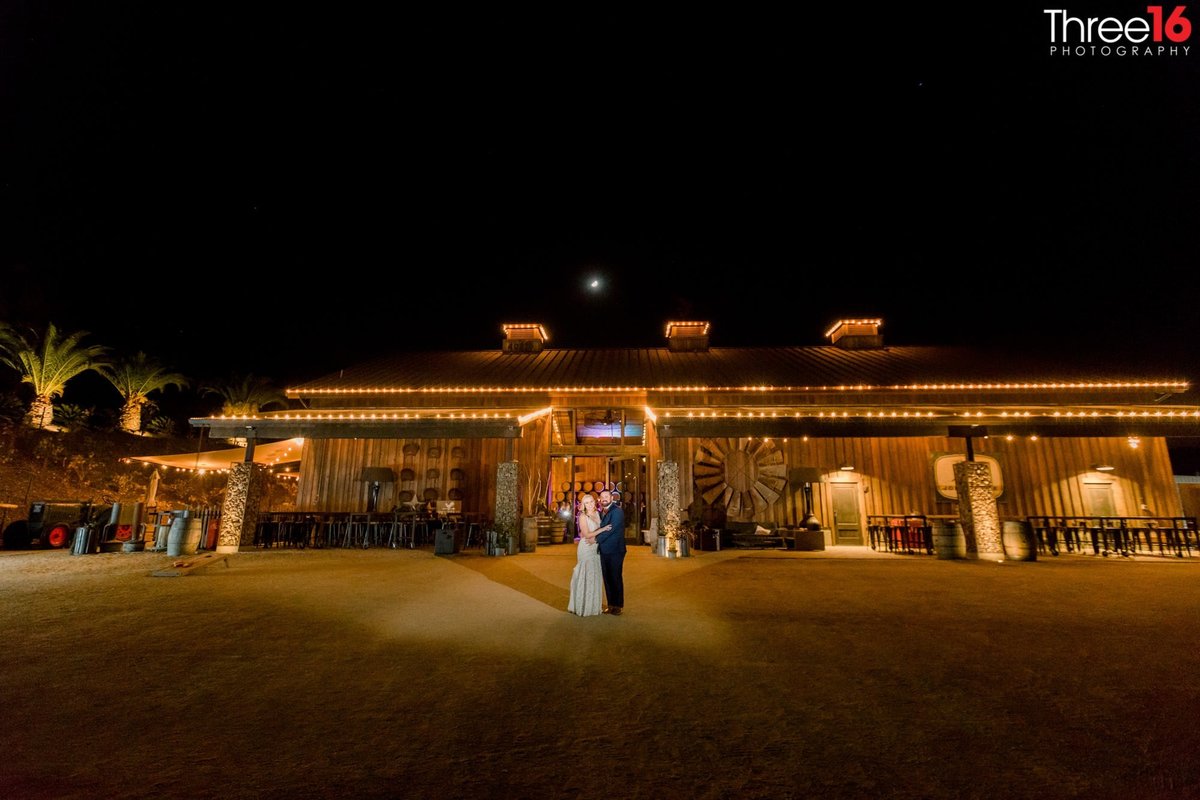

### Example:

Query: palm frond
xmin=99 ymin=351 xmax=188 ymax=401
xmin=202 ymin=374 xmax=287 ymax=416
xmin=2 ymin=323 xmax=109 ymax=400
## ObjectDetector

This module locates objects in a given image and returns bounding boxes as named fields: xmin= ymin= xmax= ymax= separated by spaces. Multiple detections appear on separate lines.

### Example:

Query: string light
xmin=286 ymin=379 xmax=1189 ymax=395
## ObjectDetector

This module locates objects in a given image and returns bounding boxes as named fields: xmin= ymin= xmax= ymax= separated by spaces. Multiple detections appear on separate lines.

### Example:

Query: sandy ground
xmin=1 ymin=543 xmax=1198 ymax=800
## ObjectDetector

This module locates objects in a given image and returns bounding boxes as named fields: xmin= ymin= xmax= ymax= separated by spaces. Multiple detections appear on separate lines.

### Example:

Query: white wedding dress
xmin=568 ymin=512 xmax=603 ymax=616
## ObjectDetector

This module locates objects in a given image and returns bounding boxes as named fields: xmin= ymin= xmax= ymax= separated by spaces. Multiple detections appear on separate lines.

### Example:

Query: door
xmin=831 ymin=483 xmax=863 ymax=545
xmin=614 ymin=457 xmax=647 ymax=543
xmin=1083 ymin=483 xmax=1117 ymax=517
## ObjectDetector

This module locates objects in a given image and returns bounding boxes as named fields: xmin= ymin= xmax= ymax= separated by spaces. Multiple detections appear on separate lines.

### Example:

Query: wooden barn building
xmin=192 ymin=320 xmax=1199 ymax=549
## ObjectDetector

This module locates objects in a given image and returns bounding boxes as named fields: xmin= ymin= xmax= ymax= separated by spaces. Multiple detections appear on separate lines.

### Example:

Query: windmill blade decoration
xmin=694 ymin=438 xmax=787 ymax=521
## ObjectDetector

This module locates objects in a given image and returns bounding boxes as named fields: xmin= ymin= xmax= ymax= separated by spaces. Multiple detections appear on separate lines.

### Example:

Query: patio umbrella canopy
xmin=128 ymin=438 xmax=304 ymax=472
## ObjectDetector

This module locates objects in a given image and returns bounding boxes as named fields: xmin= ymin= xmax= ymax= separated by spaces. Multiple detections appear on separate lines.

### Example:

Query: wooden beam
xmin=658 ymin=419 xmax=1200 ymax=439
xmin=192 ymin=419 xmax=523 ymax=439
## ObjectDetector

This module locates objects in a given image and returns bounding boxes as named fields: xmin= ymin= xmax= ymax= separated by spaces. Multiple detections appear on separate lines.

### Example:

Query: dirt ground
xmin=1 ymin=544 xmax=1198 ymax=800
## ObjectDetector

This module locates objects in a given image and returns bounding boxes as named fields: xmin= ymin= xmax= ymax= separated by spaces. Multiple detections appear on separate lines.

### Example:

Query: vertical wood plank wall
xmin=295 ymin=417 xmax=551 ymax=516
xmin=660 ymin=435 xmax=1180 ymax=536
xmin=297 ymin=433 xmax=1180 ymax=527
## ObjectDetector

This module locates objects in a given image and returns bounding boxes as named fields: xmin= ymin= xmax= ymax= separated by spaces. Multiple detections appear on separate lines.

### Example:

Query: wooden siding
xmin=297 ymin=429 xmax=1179 ymax=535
xmin=295 ymin=416 xmax=552 ymax=515
xmin=659 ymin=435 xmax=1180 ymax=541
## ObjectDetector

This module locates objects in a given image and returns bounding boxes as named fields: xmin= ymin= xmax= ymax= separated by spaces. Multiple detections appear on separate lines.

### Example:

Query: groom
xmin=596 ymin=490 xmax=626 ymax=615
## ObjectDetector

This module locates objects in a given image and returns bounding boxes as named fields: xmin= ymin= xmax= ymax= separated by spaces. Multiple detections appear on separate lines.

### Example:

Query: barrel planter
xmin=932 ymin=519 xmax=967 ymax=560
xmin=1002 ymin=519 xmax=1038 ymax=561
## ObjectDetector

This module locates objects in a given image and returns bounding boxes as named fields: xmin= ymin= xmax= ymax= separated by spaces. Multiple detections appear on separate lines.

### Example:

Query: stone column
xmin=657 ymin=459 xmax=682 ymax=555
xmin=953 ymin=460 xmax=1003 ymax=561
xmin=494 ymin=461 xmax=519 ymax=544
xmin=217 ymin=462 xmax=267 ymax=553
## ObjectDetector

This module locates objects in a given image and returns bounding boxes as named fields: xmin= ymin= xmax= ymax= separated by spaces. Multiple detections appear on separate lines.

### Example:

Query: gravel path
xmin=2 ymin=546 xmax=1198 ymax=799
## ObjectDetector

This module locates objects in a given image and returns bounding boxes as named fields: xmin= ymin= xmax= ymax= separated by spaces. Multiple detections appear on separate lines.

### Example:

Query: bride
xmin=568 ymin=493 xmax=609 ymax=616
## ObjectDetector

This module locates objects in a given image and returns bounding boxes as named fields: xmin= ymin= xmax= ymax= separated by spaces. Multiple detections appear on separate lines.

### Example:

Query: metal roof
xmin=289 ymin=346 xmax=1191 ymax=395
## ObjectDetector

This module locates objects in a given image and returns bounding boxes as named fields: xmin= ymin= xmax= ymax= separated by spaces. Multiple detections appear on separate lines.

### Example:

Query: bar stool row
xmin=254 ymin=511 xmax=491 ymax=551
xmin=866 ymin=515 xmax=934 ymax=555
xmin=1026 ymin=516 xmax=1198 ymax=558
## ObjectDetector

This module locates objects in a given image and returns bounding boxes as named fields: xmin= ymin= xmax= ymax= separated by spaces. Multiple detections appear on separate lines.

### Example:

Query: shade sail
xmin=129 ymin=438 xmax=304 ymax=472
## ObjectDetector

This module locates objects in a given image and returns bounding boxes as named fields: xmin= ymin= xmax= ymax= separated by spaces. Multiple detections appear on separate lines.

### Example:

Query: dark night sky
xmin=2 ymin=4 xmax=1199 ymax=391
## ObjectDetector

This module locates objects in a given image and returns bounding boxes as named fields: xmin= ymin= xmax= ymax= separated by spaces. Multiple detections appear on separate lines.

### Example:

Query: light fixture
xmin=834 ymin=438 xmax=854 ymax=471
xmin=1092 ymin=463 xmax=1116 ymax=472
xmin=1127 ymin=436 xmax=1141 ymax=449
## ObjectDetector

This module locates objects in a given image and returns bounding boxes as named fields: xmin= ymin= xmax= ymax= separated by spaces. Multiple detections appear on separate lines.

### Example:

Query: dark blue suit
xmin=596 ymin=503 xmax=626 ymax=608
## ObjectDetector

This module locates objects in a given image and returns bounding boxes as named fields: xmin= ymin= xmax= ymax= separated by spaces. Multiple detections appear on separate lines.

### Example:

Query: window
xmin=574 ymin=409 xmax=644 ymax=446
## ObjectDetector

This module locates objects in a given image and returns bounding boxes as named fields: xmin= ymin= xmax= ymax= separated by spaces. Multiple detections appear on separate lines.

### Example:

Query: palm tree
xmin=0 ymin=323 xmax=109 ymax=429
xmin=52 ymin=403 xmax=92 ymax=431
xmin=203 ymin=374 xmax=287 ymax=417
xmin=203 ymin=375 xmax=287 ymax=444
xmin=99 ymin=352 xmax=188 ymax=435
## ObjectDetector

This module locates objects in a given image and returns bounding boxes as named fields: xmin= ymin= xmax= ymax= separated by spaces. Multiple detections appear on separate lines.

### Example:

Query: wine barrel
xmin=932 ymin=519 xmax=966 ymax=560
xmin=1002 ymin=519 xmax=1037 ymax=562
xmin=182 ymin=518 xmax=203 ymax=555
xmin=573 ymin=482 xmax=582 ymax=492
xmin=521 ymin=517 xmax=539 ymax=552
xmin=402 ymin=443 xmax=420 ymax=456
xmin=167 ymin=513 xmax=203 ymax=556
xmin=592 ymin=481 xmax=605 ymax=492
xmin=561 ymin=481 xmax=571 ymax=492
xmin=554 ymin=491 xmax=566 ymax=501
xmin=537 ymin=517 xmax=560 ymax=546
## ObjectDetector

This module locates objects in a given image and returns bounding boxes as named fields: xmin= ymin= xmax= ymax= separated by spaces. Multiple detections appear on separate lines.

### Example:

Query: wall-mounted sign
xmin=932 ymin=453 xmax=1004 ymax=500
